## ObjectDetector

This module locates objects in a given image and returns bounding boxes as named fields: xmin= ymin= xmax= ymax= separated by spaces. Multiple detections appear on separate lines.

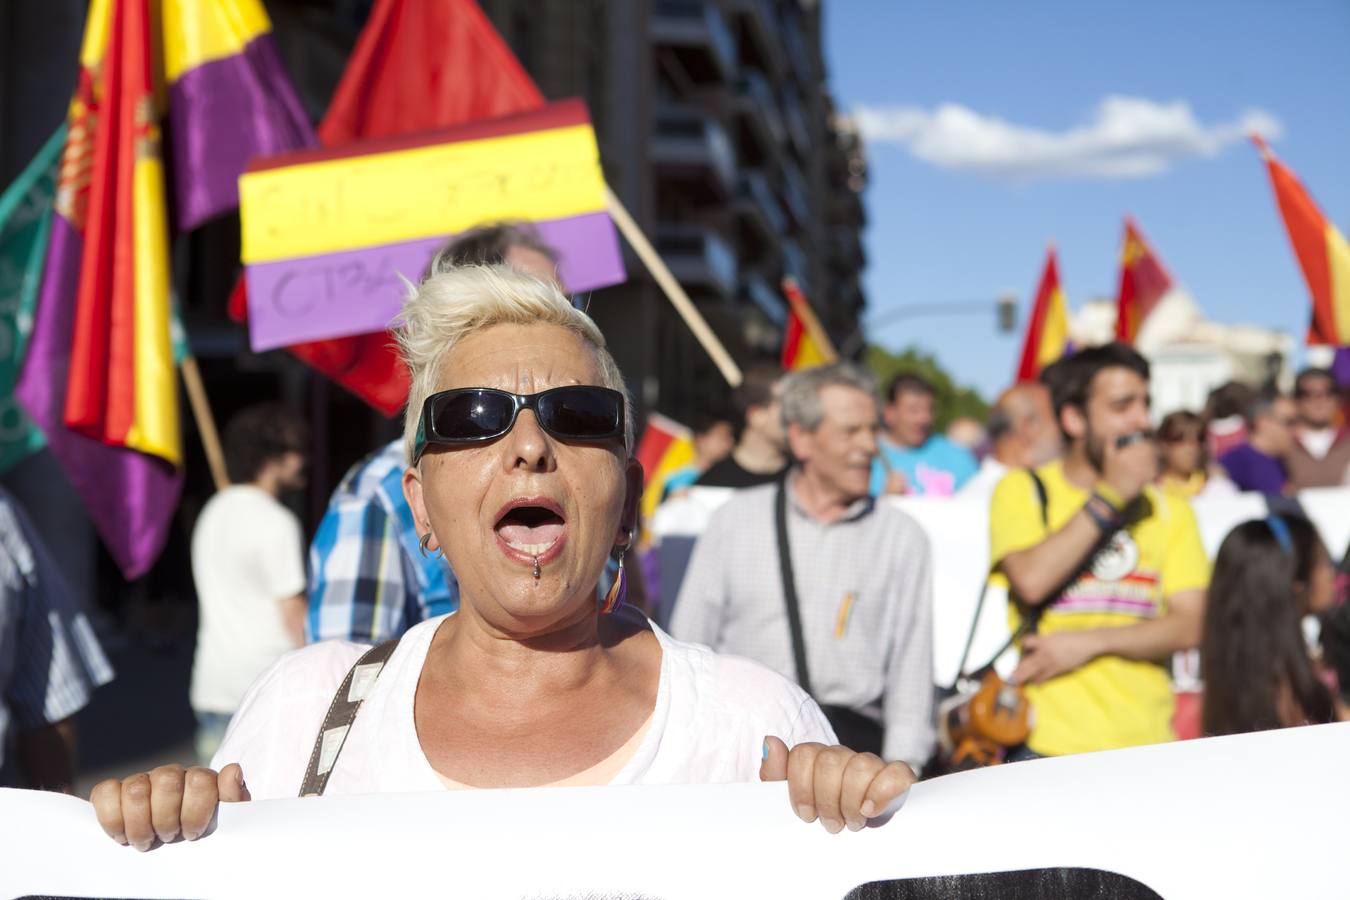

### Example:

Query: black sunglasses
xmin=413 ymin=386 xmax=625 ymax=463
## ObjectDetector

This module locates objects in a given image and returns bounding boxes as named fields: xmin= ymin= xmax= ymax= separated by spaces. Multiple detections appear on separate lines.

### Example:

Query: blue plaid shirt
xmin=0 ymin=488 xmax=113 ymax=770
xmin=307 ymin=440 xmax=459 ymax=643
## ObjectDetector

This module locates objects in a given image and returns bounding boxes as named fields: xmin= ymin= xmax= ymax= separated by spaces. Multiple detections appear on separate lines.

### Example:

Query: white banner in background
xmin=651 ymin=487 xmax=1350 ymax=686
xmin=4 ymin=723 xmax=1348 ymax=898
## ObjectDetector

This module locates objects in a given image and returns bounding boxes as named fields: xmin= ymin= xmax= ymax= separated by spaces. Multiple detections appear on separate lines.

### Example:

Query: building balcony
xmin=726 ymin=0 xmax=786 ymax=78
xmin=734 ymin=68 xmax=785 ymax=157
xmin=650 ymin=0 xmax=737 ymax=84
xmin=651 ymin=106 xmax=736 ymax=195
xmin=741 ymin=270 xmax=787 ymax=326
xmin=781 ymin=236 xmax=810 ymax=296
xmin=828 ymin=185 xmax=867 ymax=227
xmin=779 ymin=8 xmax=815 ymax=88
xmin=656 ymin=224 xmax=739 ymax=299
xmin=779 ymin=159 xmax=812 ymax=229
xmin=832 ymin=226 xmax=866 ymax=270
xmin=781 ymin=87 xmax=813 ymax=161
xmin=734 ymin=169 xmax=788 ymax=247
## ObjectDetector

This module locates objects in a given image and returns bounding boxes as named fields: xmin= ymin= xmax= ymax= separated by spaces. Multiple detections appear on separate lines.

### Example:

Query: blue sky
xmin=822 ymin=0 xmax=1350 ymax=400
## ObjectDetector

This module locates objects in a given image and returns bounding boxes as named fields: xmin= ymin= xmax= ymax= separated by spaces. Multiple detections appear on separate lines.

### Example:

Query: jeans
xmin=194 ymin=710 xmax=233 ymax=767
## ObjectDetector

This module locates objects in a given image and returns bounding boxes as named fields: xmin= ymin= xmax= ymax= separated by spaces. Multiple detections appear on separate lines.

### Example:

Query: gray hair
xmin=780 ymin=362 xmax=880 ymax=432
xmin=394 ymin=265 xmax=633 ymax=464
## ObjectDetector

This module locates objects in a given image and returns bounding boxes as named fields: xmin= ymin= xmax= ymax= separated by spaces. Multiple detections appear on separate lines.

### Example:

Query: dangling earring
xmin=599 ymin=530 xmax=631 ymax=616
xmin=418 ymin=533 xmax=444 ymax=561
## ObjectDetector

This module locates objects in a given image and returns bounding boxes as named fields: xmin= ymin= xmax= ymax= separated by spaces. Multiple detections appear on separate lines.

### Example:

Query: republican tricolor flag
xmin=1115 ymin=217 xmax=1175 ymax=345
xmin=779 ymin=277 xmax=836 ymax=372
xmin=227 ymin=0 xmax=548 ymax=414
xmin=14 ymin=0 xmax=310 ymax=578
xmin=1015 ymin=247 xmax=1071 ymax=382
xmin=1252 ymin=134 xmax=1350 ymax=347
xmin=635 ymin=414 xmax=696 ymax=524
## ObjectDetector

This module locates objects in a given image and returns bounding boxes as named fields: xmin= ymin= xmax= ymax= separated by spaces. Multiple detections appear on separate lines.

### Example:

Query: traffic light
xmin=997 ymin=294 xmax=1017 ymax=333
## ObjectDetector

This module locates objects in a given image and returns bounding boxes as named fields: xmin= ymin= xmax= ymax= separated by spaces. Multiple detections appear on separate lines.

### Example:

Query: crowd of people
xmin=1 ymin=222 xmax=1348 ymax=855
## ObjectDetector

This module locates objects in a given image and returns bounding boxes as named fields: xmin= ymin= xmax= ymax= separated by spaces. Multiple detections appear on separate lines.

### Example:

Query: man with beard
xmin=989 ymin=344 xmax=1209 ymax=758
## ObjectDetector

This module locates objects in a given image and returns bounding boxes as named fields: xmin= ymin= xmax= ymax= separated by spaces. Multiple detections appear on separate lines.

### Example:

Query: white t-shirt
xmin=212 ymin=609 xmax=835 ymax=800
xmin=1300 ymin=428 xmax=1337 ymax=460
xmin=190 ymin=486 xmax=305 ymax=714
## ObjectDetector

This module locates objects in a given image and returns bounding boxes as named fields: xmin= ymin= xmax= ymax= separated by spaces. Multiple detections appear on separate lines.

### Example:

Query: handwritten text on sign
xmin=238 ymin=101 xmax=625 ymax=351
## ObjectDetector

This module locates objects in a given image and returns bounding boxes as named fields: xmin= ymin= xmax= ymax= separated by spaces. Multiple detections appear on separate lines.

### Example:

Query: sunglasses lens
xmin=432 ymin=391 xmax=514 ymax=441
xmin=539 ymin=388 xmax=621 ymax=438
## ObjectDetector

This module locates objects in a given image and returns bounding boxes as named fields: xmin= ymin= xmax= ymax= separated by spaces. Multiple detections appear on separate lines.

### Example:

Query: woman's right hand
xmin=90 ymin=762 xmax=251 ymax=851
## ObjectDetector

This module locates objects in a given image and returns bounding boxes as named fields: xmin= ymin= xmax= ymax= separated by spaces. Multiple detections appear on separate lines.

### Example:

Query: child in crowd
xmin=1201 ymin=515 xmax=1344 ymax=736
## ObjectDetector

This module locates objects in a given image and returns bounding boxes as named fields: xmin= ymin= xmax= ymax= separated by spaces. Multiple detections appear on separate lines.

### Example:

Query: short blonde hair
xmin=394 ymin=265 xmax=633 ymax=463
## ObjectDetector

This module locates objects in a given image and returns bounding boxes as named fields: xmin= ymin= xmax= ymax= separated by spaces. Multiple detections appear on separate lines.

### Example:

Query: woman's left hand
xmin=760 ymin=736 xmax=915 ymax=833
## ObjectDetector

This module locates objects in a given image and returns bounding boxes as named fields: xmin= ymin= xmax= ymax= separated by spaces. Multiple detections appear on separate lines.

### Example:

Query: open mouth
xmin=494 ymin=498 xmax=567 ymax=561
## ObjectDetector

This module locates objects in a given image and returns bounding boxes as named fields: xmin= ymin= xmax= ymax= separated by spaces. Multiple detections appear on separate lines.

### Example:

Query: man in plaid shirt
xmin=306 ymin=224 xmax=561 ymax=643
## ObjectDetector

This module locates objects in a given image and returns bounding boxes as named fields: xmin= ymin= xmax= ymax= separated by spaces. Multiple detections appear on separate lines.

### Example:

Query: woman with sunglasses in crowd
xmin=1156 ymin=410 xmax=1235 ymax=500
xmin=1201 ymin=515 xmax=1347 ymax=736
xmin=90 ymin=266 xmax=915 ymax=850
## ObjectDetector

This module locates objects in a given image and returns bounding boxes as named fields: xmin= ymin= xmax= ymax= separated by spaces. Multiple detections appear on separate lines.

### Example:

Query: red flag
xmin=231 ymin=0 xmax=546 ymax=414
xmin=1114 ymin=217 xmax=1174 ymax=345
xmin=1251 ymin=134 xmax=1350 ymax=347
xmin=1015 ymin=247 xmax=1070 ymax=382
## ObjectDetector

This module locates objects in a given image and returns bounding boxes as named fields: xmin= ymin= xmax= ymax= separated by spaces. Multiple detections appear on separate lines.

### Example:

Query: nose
xmin=860 ymin=426 xmax=880 ymax=457
xmin=502 ymin=408 xmax=555 ymax=474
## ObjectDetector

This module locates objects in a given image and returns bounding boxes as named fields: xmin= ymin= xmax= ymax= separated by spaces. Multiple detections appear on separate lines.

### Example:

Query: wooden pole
xmin=604 ymin=185 xmax=743 ymax=388
xmin=782 ymin=276 xmax=839 ymax=362
xmin=180 ymin=355 xmax=229 ymax=491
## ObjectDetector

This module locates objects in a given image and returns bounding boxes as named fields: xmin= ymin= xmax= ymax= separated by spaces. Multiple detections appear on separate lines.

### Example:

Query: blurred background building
xmin=0 ymin=0 xmax=868 ymax=618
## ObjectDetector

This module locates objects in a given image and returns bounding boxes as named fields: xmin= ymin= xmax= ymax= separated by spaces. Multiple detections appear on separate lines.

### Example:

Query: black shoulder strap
xmin=1028 ymin=468 xmax=1049 ymax=526
xmin=299 ymin=636 xmax=402 ymax=797
xmin=775 ymin=482 xmax=814 ymax=697
xmin=951 ymin=468 xmax=1052 ymax=687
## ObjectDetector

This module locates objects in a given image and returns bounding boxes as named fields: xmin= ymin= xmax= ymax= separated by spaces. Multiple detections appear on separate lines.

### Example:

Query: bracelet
xmin=1083 ymin=495 xmax=1121 ymax=533
xmin=1093 ymin=484 xmax=1127 ymax=513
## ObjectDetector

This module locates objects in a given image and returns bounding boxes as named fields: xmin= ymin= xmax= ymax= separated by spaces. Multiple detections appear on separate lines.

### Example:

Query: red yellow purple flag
xmin=1252 ymin=135 xmax=1350 ymax=346
xmin=1115 ymin=217 xmax=1175 ymax=345
xmin=227 ymin=0 xmax=547 ymax=415
xmin=635 ymin=413 xmax=696 ymax=523
xmin=1015 ymin=247 xmax=1070 ymax=382
xmin=780 ymin=311 xmax=829 ymax=372
xmin=779 ymin=277 xmax=837 ymax=371
xmin=14 ymin=0 xmax=310 ymax=578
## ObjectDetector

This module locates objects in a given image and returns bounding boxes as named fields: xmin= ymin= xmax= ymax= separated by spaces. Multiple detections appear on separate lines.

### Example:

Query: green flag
xmin=0 ymin=126 xmax=65 ymax=473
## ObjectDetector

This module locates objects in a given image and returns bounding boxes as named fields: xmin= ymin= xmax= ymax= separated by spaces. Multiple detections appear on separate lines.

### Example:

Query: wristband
xmin=1093 ymin=484 xmax=1127 ymax=512
xmin=1083 ymin=495 xmax=1121 ymax=533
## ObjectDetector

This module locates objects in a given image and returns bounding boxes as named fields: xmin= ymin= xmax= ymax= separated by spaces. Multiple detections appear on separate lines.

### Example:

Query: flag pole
xmin=782 ymin=276 xmax=840 ymax=363
xmin=180 ymin=355 xmax=229 ymax=491
xmin=604 ymin=186 xmax=743 ymax=388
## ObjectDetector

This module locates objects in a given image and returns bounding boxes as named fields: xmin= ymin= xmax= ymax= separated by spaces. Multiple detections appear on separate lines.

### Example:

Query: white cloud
xmin=853 ymin=96 xmax=1283 ymax=181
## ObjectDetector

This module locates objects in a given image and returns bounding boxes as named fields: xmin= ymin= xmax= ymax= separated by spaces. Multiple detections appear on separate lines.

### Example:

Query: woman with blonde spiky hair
xmin=91 ymin=265 xmax=917 ymax=850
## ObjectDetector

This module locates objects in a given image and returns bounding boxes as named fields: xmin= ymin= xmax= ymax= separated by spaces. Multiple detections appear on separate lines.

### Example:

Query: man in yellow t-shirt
xmin=990 ymin=344 xmax=1210 ymax=757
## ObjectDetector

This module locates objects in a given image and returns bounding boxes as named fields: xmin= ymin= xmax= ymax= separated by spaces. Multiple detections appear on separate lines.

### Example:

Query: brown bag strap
xmin=298 ymin=637 xmax=401 ymax=797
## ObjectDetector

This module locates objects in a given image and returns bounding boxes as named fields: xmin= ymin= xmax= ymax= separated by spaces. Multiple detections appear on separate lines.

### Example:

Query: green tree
xmin=865 ymin=344 xmax=989 ymax=431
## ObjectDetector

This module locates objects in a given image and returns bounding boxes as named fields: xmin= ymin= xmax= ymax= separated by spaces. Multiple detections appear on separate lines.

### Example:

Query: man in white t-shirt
xmin=190 ymin=404 xmax=309 ymax=764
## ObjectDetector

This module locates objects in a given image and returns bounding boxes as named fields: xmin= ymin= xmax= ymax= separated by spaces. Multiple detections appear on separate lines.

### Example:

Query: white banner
xmin=651 ymin=487 xmax=1350 ymax=686
xmin=4 ymin=723 xmax=1347 ymax=898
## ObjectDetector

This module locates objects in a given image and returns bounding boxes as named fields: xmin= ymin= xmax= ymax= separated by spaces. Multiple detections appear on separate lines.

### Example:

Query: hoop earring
xmin=599 ymin=530 xmax=632 ymax=616
xmin=418 ymin=532 xmax=444 ymax=561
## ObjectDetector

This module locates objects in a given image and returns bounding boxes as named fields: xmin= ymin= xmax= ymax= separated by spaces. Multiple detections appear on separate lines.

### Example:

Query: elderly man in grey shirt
xmin=669 ymin=364 xmax=936 ymax=773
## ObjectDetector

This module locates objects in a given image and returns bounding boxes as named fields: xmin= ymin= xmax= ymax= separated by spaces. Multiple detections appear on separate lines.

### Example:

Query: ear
xmin=1061 ymin=404 xmax=1087 ymax=443
xmin=402 ymin=465 xmax=438 ymax=551
xmin=786 ymin=422 xmax=811 ymax=465
xmin=617 ymin=456 xmax=643 ymax=546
